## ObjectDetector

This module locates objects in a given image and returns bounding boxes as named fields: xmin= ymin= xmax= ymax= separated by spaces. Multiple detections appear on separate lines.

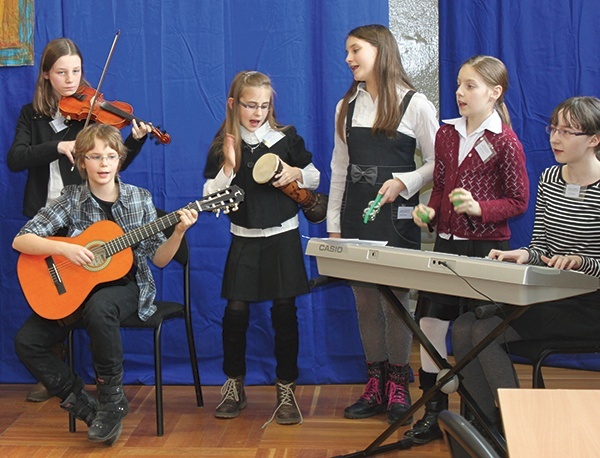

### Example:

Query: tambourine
xmin=253 ymin=153 xmax=328 ymax=224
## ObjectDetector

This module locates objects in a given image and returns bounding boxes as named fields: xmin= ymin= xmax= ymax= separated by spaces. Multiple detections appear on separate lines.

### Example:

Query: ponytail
xmin=495 ymin=100 xmax=511 ymax=128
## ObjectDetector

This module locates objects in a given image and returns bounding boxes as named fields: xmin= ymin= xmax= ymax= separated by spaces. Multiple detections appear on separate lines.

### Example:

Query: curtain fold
xmin=440 ymin=0 xmax=599 ymax=249
xmin=0 ymin=0 xmax=388 ymax=385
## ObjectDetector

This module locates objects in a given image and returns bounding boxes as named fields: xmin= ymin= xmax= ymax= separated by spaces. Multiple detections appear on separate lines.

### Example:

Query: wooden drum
xmin=253 ymin=153 xmax=328 ymax=224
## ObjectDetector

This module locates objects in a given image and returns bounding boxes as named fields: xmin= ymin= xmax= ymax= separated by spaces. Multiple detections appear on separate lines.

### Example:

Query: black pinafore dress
xmin=340 ymin=91 xmax=421 ymax=249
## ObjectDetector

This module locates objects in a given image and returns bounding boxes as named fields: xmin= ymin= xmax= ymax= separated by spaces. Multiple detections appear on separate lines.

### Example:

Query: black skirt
xmin=415 ymin=236 xmax=511 ymax=321
xmin=221 ymin=228 xmax=310 ymax=302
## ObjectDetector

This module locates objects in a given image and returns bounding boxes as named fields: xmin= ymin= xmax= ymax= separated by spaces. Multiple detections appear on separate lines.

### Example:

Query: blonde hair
xmin=209 ymin=71 xmax=286 ymax=173
xmin=73 ymin=124 xmax=128 ymax=180
xmin=33 ymin=38 xmax=89 ymax=117
xmin=461 ymin=55 xmax=512 ymax=127
xmin=336 ymin=24 xmax=415 ymax=142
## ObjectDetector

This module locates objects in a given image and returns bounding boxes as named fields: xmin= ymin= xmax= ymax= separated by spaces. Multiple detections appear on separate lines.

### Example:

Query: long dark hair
xmin=33 ymin=38 xmax=88 ymax=117
xmin=336 ymin=24 xmax=415 ymax=142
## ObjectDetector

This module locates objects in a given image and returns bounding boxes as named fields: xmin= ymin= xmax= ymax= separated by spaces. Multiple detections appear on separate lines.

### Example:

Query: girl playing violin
xmin=6 ymin=37 xmax=152 ymax=403
xmin=7 ymin=37 xmax=152 ymax=219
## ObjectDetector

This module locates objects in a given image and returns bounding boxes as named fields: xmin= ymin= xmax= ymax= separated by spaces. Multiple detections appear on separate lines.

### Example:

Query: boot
xmin=214 ymin=376 xmax=247 ymax=419
xmin=88 ymin=373 xmax=129 ymax=445
xmin=26 ymin=343 xmax=65 ymax=402
xmin=26 ymin=381 xmax=51 ymax=402
xmin=386 ymin=363 xmax=413 ymax=425
xmin=403 ymin=369 xmax=447 ymax=444
xmin=344 ymin=361 xmax=386 ymax=419
xmin=60 ymin=387 xmax=99 ymax=427
xmin=262 ymin=379 xmax=302 ymax=428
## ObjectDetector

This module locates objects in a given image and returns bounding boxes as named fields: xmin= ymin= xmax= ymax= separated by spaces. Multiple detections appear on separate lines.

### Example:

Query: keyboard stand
xmin=335 ymin=285 xmax=530 ymax=458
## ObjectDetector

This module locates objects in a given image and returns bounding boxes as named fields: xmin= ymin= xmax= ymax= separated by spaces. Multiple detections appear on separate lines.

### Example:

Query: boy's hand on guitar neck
xmin=153 ymin=208 xmax=198 ymax=268
xmin=173 ymin=208 xmax=198 ymax=235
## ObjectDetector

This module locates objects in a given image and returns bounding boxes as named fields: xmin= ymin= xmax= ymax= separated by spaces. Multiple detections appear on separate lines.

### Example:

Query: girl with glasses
xmin=452 ymin=96 xmax=600 ymax=432
xmin=203 ymin=70 xmax=321 ymax=426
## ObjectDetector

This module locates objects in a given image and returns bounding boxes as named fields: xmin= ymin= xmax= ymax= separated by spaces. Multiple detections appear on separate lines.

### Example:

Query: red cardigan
xmin=428 ymin=123 xmax=529 ymax=240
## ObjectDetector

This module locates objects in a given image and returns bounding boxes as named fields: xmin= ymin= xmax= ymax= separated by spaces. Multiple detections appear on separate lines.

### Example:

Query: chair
xmin=505 ymin=340 xmax=600 ymax=388
xmin=438 ymin=410 xmax=500 ymax=458
xmin=67 ymin=209 xmax=203 ymax=436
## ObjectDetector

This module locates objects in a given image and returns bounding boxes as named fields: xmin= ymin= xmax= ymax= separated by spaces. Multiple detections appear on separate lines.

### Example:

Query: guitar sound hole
xmin=84 ymin=241 xmax=110 ymax=272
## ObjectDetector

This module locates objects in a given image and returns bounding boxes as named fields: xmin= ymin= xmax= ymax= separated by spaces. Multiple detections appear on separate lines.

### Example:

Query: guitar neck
xmin=103 ymin=202 xmax=199 ymax=257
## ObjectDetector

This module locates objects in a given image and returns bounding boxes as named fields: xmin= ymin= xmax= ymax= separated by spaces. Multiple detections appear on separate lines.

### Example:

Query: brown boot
xmin=26 ymin=342 xmax=66 ymax=402
xmin=262 ymin=379 xmax=302 ymax=428
xmin=26 ymin=381 xmax=51 ymax=402
xmin=214 ymin=376 xmax=247 ymax=419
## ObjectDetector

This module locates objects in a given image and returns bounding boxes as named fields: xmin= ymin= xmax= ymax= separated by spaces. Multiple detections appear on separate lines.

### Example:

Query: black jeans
xmin=15 ymin=282 xmax=139 ymax=400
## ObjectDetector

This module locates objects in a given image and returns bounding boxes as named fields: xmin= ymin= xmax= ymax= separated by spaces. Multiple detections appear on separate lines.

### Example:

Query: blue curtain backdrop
xmin=0 ymin=0 xmax=389 ymax=385
xmin=2 ymin=0 xmax=599 ymax=387
xmin=439 ymin=0 xmax=600 ymax=249
xmin=439 ymin=0 xmax=600 ymax=371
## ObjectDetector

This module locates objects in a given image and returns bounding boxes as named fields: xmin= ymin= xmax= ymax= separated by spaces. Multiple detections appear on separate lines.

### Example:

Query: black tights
xmin=222 ymin=298 xmax=299 ymax=381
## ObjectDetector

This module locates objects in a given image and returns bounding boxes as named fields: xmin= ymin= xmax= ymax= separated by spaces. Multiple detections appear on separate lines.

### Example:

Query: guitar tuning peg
xmin=214 ymin=209 xmax=221 ymax=218
xmin=223 ymin=207 xmax=231 ymax=214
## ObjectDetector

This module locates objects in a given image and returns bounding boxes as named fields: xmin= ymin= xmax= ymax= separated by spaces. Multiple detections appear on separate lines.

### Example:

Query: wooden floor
xmin=2 ymin=343 xmax=600 ymax=457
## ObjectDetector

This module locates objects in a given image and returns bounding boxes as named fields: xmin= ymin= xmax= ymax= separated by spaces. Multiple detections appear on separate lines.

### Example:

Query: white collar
xmin=349 ymin=82 xmax=411 ymax=103
xmin=348 ymin=82 xmax=368 ymax=103
xmin=443 ymin=110 xmax=503 ymax=138
xmin=240 ymin=121 xmax=271 ymax=145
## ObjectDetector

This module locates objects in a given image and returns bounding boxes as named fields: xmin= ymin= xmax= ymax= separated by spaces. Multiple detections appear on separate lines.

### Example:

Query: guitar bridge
xmin=45 ymin=256 xmax=66 ymax=295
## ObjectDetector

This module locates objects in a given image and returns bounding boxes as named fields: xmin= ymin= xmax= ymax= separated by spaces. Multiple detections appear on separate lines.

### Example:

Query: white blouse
xmin=327 ymin=84 xmax=439 ymax=234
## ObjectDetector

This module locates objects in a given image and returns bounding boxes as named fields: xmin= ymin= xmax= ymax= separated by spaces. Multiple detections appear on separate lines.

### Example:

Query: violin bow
xmin=84 ymin=30 xmax=121 ymax=129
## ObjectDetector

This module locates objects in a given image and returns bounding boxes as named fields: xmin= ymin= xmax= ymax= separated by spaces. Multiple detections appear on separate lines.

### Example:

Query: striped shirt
xmin=528 ymin=165 xmax=600 ymax=278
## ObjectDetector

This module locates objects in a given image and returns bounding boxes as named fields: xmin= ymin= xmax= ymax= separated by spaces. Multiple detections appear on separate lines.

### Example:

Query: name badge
xmin=474 ymin=137 xmax=496 ymax=163
xmin=396 ymin=206 xmax=414 ymax=220
xmin=50 ymin=115 xmax=68 ymax=133
xmin=565 ymin=184 xmax=582 ymax=199
xmin=263 ymin=130 xmax=285 ymax=148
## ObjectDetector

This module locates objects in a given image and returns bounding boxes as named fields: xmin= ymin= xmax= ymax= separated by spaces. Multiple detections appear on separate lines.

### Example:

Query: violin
xmin=59 ymin=86 xmax=171 ymax=145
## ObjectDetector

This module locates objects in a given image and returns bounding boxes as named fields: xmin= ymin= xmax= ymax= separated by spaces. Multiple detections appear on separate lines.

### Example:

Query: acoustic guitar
xmin=17 ymin=186 xmax=244 ymax=320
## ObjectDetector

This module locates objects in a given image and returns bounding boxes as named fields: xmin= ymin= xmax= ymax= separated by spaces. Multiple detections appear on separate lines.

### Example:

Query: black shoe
xmin=404 ymin=410 xmax=443 ymax=444
xmin=344 ymin=361 xmax=386 ymax=419
xmin=60 ymin=389 xmax=98 ymax=427
xmin=88 ymin=374 xmax=129 ymax=445
xmin=344 ymin=378 xmax=386 ymax=419
xmin=386 ymin=363 xmax=413 ymax=426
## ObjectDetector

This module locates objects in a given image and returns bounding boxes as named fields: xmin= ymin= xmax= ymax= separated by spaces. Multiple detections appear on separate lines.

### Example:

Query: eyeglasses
xmin=238 ymin=100 xmax=271 ymax=112
xmin=84 ymin=154 xmax=122 ymax=163
xmin=545 ymin=126 xmax=588 ymax=138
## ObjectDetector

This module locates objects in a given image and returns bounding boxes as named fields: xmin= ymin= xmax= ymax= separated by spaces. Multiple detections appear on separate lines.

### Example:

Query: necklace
xmin=245 ymin=142 xmax=261 ymax=153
